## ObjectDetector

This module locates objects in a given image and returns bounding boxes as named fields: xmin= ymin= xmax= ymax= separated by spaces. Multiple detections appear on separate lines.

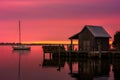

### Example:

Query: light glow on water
xmin=0 ymin=46 xmax=119 ymax=80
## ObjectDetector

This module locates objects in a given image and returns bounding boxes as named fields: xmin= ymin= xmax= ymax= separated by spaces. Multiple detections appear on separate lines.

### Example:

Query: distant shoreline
xmin=0 ymin=43 xmax=78 ymax=46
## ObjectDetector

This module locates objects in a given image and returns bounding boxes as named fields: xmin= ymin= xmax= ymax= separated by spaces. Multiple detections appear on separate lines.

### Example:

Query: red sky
xmin=0 ymin=0 xmax=120 ymax=43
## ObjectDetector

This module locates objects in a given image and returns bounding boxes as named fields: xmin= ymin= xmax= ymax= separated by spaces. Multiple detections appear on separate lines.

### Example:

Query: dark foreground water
xmin=0 ymin=46 xmax=120 ymax=80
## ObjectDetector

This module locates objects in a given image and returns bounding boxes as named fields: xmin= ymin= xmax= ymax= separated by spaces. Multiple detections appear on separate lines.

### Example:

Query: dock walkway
xmin=42 ymin=45 xmax=120 ymax=58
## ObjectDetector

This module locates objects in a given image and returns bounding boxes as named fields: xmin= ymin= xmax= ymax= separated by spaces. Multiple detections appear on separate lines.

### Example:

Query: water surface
xmin=0 ymin=46 xmax=119 ymax=80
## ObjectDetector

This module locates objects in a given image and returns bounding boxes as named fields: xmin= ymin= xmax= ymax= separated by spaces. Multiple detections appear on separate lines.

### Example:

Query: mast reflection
xmin=12 ymin=50 xmax=30 ymax=80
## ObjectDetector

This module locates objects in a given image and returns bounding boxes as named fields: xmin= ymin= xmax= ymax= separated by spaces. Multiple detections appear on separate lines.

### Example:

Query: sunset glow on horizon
xmin=0 ymin=0 xmax=120 ymax=43
xmin=22 ymin=40 xmax=78 ymax=45
xmin=22 ymin=40 xmax=113 ymax=45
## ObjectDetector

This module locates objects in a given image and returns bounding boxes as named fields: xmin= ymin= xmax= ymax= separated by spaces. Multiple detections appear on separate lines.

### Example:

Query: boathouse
xmin=69 ymin=25 xmax=111 ymax=51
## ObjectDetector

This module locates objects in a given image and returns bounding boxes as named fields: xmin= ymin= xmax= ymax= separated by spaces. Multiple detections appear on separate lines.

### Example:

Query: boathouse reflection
xmin=112 ymin=59 xmax=120 ymax=80
xmin=68 ymin=58 xmax=111 ymax=80
xmin=42 ymin=45 xmax=120 ymax=80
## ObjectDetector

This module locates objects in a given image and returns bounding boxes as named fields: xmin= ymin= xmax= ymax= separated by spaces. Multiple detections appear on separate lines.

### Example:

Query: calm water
xmin=0 ymin=46 xmax=120 ymax=80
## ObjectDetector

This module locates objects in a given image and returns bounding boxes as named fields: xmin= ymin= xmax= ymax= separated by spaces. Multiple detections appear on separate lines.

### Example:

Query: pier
xmin=0 ymin=42 xmax=120 ymax=59
xmin=42 ymin=45 xmax=120 ymax=59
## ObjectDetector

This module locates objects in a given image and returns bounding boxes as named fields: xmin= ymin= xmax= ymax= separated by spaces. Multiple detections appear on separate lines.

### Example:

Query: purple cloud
xmin=0 ymin=0 xmax=120 ymax=20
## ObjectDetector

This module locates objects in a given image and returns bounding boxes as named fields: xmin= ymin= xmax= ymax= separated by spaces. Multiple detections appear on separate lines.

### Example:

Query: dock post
xmin=70 ymin=39 xmax=73 ymax=51
xmin=43 ymin=53 xmax=45 ymax=60
xmin=58 ymin=44 xmax=61 ymax=57
xmin=50 ymin=53 xmax=52 ymax=59
xmin=57 ymin=44 xmax=61 ymax=71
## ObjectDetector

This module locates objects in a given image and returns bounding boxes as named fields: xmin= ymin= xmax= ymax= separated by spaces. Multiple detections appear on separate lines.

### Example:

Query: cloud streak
xmin=0 ymin=0 xmax=120 ymax=20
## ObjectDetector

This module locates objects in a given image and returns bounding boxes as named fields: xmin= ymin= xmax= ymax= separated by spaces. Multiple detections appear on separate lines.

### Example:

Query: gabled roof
xmin=85 ymin=25 xmax=111 ymax=37
xmin=69 ymin=32 xmax=80 ymax=39
xmin=69 ymin=25 xmax=111 ymax=39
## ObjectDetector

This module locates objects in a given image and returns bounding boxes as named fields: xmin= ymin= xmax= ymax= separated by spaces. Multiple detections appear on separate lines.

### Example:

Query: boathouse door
xmin=83 ymin=40 xmax=90 ymax=51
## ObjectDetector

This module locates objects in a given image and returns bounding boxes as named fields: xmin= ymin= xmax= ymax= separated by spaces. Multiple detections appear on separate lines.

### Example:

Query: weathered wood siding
xmin=78 ymin=27 xmax=110 ymax=51
xmin=78 ymin=27 xmax=93 ymax=51
xmin=94 ymin=38 xmax=110 ymax=51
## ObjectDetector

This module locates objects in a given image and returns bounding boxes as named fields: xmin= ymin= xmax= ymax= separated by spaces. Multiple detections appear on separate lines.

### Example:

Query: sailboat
xmin=13 ymin=20 xmax=31 ymax=50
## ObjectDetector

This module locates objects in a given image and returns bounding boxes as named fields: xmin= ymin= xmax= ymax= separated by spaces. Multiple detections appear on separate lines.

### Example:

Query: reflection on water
xmin=42 ymin=54 xmax=66 ymax=72
xmin=0 ymin=46 xmax=120 ymax=80
xmin=12 ymin=50 xmax=30 ymax=80
xmin=69 ymin=59 xmax=111 ymax=80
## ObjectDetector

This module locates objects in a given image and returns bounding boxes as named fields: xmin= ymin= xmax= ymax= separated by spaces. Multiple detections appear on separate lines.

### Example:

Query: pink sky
xmin=0 ymin=0 xmax=120 ymax=42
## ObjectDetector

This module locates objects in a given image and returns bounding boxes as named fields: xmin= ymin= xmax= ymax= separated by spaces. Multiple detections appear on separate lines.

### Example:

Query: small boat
xmin=13 ymin=20 xmax=31 ymax=50
xmin=13 ymin=45 xmax=30 ymax=50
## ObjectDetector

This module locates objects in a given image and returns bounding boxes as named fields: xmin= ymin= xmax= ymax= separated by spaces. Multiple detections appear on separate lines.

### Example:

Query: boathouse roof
xmin=69 ymin=25 xmax=111 ymax=39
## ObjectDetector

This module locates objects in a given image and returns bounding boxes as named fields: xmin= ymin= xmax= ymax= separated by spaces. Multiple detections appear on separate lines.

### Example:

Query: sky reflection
xmin=0 ymin=46 xmax=120 ymax=80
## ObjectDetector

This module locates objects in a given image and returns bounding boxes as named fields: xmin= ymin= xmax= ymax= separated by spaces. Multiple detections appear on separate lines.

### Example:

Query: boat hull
xmin=13 ymin=46 xmax=31 ymax=50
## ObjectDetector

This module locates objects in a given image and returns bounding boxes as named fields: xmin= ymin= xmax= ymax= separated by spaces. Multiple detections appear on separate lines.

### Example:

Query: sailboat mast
xmin=19 ymin=20 xmax=21 ymax=44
